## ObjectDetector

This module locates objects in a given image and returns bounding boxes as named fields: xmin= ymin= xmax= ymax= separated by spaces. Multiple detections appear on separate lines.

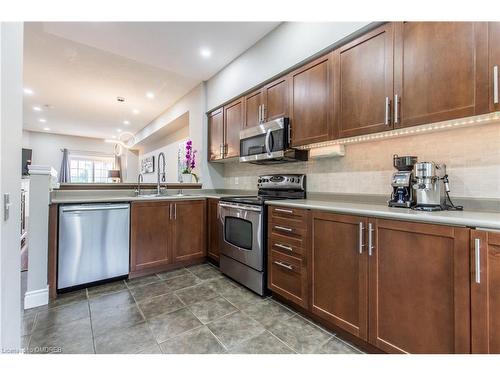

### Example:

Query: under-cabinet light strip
xmin=296 ymin=112 xmax=500 ymax=150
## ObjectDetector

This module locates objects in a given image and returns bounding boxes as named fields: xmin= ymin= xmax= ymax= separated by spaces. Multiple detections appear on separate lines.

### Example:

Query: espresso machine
xmin=388 ymin=155 xmax=418 ymax=208
xmin=412 ymin=162 xmax=463 ymax=211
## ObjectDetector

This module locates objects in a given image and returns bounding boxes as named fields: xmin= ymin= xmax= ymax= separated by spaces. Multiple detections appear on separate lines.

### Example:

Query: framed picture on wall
xmin=141 ymin=156 xmax=155 ymax=174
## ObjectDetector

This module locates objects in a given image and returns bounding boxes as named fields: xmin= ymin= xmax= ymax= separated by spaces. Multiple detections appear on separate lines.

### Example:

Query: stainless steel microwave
xmin=239 ymin=117 xmax=308 ymax=164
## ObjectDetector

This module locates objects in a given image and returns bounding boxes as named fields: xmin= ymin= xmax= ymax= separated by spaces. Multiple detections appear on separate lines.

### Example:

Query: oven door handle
xmin=218 ymin=202 xmax=262 ymax=212
xmin=265 ymin=129 xmax=272 ymax=156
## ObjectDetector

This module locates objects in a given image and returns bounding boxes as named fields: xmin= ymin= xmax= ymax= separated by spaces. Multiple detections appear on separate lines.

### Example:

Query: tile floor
xmin=22 ymin=263 xmax=363 ymax=354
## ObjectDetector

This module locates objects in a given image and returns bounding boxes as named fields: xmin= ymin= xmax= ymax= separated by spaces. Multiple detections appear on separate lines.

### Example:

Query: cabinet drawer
xmin=268 ymin=250 xmax=307 ymax=308
xmin=269 ymin=233 xmax=305 ymax=257
xmin=269 ymin=218 xmax=308 ymax=238
xmin=269 ymin=205 xmax=307 ymax=221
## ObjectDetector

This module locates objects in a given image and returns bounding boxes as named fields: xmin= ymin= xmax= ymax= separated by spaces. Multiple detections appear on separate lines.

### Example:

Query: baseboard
xmin=24 ymin=286 xmax=49 ymax=309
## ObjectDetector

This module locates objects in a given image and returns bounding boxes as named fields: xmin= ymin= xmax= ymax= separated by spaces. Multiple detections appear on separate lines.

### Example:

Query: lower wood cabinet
xmin=368 ymin=219 xmax=470 ymax=354
xmin=471 ymin=229 xmax=500 ymax=353
xmin=271 ymin=207 xmax=474 ymax=354
xmin=207 ymin=198 xmax=221 ymax=262
xmin=130 ymin=201 xmax=171 ymax=273
xmin=311 ymin=212 xmax=368 ymax=340
xmin=171 ymin=200 xmax=207 ymax=263
xmin=130 ymin=199 xmax=206 ymax=275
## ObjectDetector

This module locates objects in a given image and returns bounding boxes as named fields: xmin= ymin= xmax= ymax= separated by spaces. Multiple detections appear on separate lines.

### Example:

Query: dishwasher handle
xmin=60 ymin=204 xmax=130 ymax=213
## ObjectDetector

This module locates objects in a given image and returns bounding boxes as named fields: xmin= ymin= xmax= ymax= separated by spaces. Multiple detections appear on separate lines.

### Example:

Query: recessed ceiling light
xmin=43 ymin=127 xmax=50 ymax=131
xmin=117 ymin=129 xmax=122 ymax=133
xmin=112 ymin=135 xmax=117 ymax=139
xmin=132 ymin=109 xmax=140 ymax=115
xmin=39 ymin=118 xmax=47 ymax=123
xmin=123 ymin=120 xmax=130 ymax=125
xmin=200 ymin=48 xmax=212 ymax=58
xmin=24 ymin=88 xmax=34 ymax=95
xmin=117 ymin=96 xmax=125 ymax=102
xmin=33 ymin=106 xmax=42 ymax=112
xmin=146 ymin=92 xmax=155 ymax=99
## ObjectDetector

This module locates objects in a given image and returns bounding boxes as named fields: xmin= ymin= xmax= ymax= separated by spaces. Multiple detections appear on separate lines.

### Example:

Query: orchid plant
xmin=181 ymin=139 xmax=198 ymax=182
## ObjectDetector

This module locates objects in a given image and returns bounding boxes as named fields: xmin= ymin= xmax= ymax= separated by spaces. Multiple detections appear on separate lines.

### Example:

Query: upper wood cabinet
xmin=223 ymin=97 xmax=244 ymax=159
xmin=488 ymin=22 xmax=500 ymax=112
xmin=393 ymin=22 xmax=489 ymax=128
xmin=334 ymin=23 xmax=394 ymax=138
xmin=289 ymin=54 xmax=333 ymax=146
xmin=368 ymin=219 xmax=470 ymax=354
xmin=263 ymin=76 xmax=289 ymax=122
xmin=311 ymin=212 xmax=368 ymax=340
xmin=470 ymin=230 xmax=500 ymax=354
xmin=130 ymin=201 xmax=171 ymax=273
xmin=171 ymin=200 xmax=206 ymax=263
xmin=207 ymin=108 xmax=224 ymax=161
xmin=207 ymin=198 xmax=221 ymax=262
xmin=243 ymin=89 xmax=264 ymax=129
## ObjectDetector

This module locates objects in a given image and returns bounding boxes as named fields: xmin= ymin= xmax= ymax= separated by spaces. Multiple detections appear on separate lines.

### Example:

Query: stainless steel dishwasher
xmin=58 ymin=203 xmax=130 ymax=290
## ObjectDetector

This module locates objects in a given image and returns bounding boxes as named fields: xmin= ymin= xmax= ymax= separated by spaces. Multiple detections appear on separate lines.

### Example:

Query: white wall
xmin=23 ymin=130 xmax=138 ymax=182
xmin=0 ymin=21 xmax=23 ymax=352
xmin=206 ymin=22 xmax=372 ymax=110
xmin=134 ymin=83 xmax=224 ymax=189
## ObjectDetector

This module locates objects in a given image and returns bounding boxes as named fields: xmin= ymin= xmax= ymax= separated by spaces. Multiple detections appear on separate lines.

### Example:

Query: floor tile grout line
xmin=86 ymin=289 xmax=97 ymax=354
xmin=153 ymin=316 xmax=205 ymax=347
xmin=205 ymin=325 xmax=229 ymax=353
xmin=266 ymin=329 xmax=299 ymax=354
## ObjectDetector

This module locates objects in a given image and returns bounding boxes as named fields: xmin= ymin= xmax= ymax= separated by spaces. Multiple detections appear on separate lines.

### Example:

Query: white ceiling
xmin=23 ymin=22 xmax=279 ymax=139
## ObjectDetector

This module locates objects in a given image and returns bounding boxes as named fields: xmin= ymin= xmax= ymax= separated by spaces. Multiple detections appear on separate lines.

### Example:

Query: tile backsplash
xmin=223 ymin=121 xmax=500 ymax=199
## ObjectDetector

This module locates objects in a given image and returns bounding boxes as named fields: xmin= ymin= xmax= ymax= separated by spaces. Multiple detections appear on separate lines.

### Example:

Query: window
xmin=69 ymin=155 xmax=115 ymax=183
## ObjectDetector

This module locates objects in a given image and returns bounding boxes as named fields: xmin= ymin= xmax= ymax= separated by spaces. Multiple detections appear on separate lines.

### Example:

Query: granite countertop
xmin=266 ymin=199 xmax=500 ymax=230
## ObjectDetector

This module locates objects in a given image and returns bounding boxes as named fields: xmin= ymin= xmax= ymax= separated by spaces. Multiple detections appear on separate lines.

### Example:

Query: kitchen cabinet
xmin=311 ymin=212 xmax=368 ymax=340
xmin=393 ymin=22 xmax=489 ymax=128
xmin=223 ymin=97 xmax=244 ymax=159
xmin=470 ymin=230 xmax=500 ymax=353
xmin=243 ymin=89 xmax=264 ymax=129
xmin=131 ymin=200 xmax=206 ymax=275
xmin=334 ymin=23 xmax=394 ymax=138
xmin=268 ymin=207 xmax=309 ymax=308
xmin=207 ymin=198 xmax=221 ymax=262
xmin=208 ymin=108 xmax=224 ymax=161
xmin=488 ymin=22 xmax=500 ymax=112
xmin=171 ymin=200 xmax=207 ymax=263
xmin=130 ymin=201 xmax=172 ymax=273
xmin=289 ymin=53 xmax=333 ymax=146
xmin=368 ymin=219 xmax=470 ymax=354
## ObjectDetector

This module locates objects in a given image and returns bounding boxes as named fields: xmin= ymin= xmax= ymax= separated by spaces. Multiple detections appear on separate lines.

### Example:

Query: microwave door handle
xmin=265 ymin=129 xmax=272 ymax=156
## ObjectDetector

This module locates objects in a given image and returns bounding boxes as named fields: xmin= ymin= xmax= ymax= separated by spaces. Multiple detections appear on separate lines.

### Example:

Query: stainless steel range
xmin=218 ymin=174 xmax=306 ymax=295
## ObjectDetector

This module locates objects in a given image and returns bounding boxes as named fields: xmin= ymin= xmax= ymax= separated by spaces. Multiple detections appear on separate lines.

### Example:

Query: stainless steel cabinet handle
xmin=169 ymin=204 xmax=172 ymax=220
xmin=262 ymin=104 xmax=266 ymax=122
xmin=258 ymin=104 xmax=261 ymax=123
xmin=358 ymin=222 xmax=364 ymax=254
xmin=368 ymin=222 xmax=374 ymax=256
xmin=475 ymin=238 xmax=481 ymax=284
xmin=174 ymin=203 xmax=177 ymax=220
xmin=275 ymin=243 xmax=293 ymax=252
xmin=394 ymin=94 xmax=399 ymax=125
xmin=274 ymin=225 xmax=292 ymax=232
xmin=218 ymin=202 xmax=262 ymax=212
xmin=385 ymin=97 xmax=390 ymax=125
xmin=219 ymin=144 xmax=223 ymax=158
xmin=265 ymin=129 xmax=272 ymax=156
xmin=274 ymin=260 xmax=293 ymax=270
xmin=275 ymin=208 xmax=293 ymax=214
xmin=61 ymin=204 xmax=130 ymax=213
xmin=494 ymin=65 xmax=499 ymax=105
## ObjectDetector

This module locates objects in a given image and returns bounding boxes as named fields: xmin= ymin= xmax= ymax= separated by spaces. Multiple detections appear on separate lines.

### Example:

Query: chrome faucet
xmin=135 ymin=173 xmax=143 ymax=196
xmin=157 ymin=152 xmax=166 ymax=195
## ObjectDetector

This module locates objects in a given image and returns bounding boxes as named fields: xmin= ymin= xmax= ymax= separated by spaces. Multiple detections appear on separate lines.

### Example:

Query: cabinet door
xmin=223 ymin=98 xmax=244 ymax=158
xmin=130 ymin=201 xmax=171 ymax=272
xmin=244 ymin=89 xmax=263 ymax=128
xmin=208 ymin=108 xmax=224 ymax=161
xmin=489 ymin=22 xmax=500 ymax=112
xmin=311 ymin=212 xmax=368 ymax=340
xmin=368 ymin=219 xmax=470 ymax=354
xmin=471 ymin=230 xmax=500 ymax=353
xmin=207 ymin=198 xmax=221 ymax=262
xmin=263 ymin=77 xmax=288 ymax=121
xmin=335 ymin=23 xmax=394 ymax=138
xmin=171 ymin=200 xmax=206 ymax=263
xmin=394 ymin=22 xmax=489 ymax=128
xmin=289 ymin=54 xmax=333 ymax=146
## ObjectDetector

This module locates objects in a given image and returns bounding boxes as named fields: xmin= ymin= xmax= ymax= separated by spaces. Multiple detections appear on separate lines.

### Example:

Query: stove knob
xmin=258 ymin=179 xmax=262 ymax=183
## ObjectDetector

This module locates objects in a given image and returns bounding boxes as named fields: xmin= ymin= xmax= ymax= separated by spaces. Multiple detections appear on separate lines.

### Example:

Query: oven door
xmin=239 ymin=118 xmax=288 ymax=163
xmin=219 ymin=201 xmax=263 ymax=271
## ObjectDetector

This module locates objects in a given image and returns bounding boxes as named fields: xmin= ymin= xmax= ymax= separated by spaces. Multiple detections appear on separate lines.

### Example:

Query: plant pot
xmin=181 ymin=173 xmax=193 ymax=183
